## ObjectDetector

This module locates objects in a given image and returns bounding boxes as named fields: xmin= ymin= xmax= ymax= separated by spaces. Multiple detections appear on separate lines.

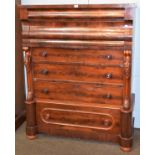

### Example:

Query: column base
xmin=26 ymin=134 xmax=37 ymax=140
xmin=120 ymin=146 xmax=132 ymax=152
xmin=119 ymin=135 xmax=133 ymax=152
xmin=26 ymin=125 xmax=37 ymax=140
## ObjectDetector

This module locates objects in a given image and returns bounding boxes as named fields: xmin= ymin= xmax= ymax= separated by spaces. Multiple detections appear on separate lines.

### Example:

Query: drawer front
xmin=31 ymin=48 xmax=124 ymax=65
xmin=34 ymin=81 xmax=123 ymax=105
xmin=23 ymin=21 xmax=132 ymax=40
xmin=36 ymin=102 xmax=121 ymax=134
xmin=33 ymin=63 xmax=123 ymax=84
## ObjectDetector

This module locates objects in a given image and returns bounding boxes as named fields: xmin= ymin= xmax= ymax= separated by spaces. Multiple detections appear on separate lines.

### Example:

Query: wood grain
xmin=19 ymin=4 xmax=135 ymax=151
xmin=22 ymin=21 xmax=132 ymax=41
xmin=31 ymin=48 xmax=124 ymax=65
xmin=33 ymin=63 xmax=123 ymax=84
xmin=36 ymin=101 xmax=121 ymax=135
xmin=34 ymin=80 xmax=123 ymax=105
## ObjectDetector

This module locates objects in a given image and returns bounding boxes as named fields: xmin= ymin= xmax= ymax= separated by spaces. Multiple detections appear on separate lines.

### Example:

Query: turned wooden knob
xmin=106 ymin=93 xmax=112 ymax=99
xmin=41 ymin=69 xmax=48 ymax=75
xmin=106 ymin=55 xmax=112 ymax=60
xmin=42 ymin=88 xmax=49 ymax=94
xmin=42 ymin=51 xmax=48 ymax=57
xmin=45 ymin=113 xmax=50 ymax=120
xmin=106 ymin=73 xmax=112 ymax=79
xmin=104 ymin=119 xmax=111 ymax=127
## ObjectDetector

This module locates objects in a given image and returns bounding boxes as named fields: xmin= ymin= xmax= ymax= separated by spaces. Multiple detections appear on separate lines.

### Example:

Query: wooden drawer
xmin=33 ymin=63 xmax=123 ymax=84
xmin=22 ymin=21 xmax=132 ymax=41
xmin=36 ymin=102 xmax=121 ymax=135
xmin=31 ymin=48 xmax=124 ymax=65
xmin=34 ymin=80 xmax=123 ymax=105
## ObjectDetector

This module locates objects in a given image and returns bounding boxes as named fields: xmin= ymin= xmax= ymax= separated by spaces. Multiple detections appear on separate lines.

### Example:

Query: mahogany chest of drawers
xmin=19 ymin=4 xmax=135 ymax=151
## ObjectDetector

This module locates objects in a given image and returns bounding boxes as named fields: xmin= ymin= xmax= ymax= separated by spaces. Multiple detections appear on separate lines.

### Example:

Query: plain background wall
xmin=21 ymin=0 xmax=140 ymax=128
xmin=22 ymin=0 xmax=87 ymax=4
xmin=22 ymin=0 xmax=139 ymax=5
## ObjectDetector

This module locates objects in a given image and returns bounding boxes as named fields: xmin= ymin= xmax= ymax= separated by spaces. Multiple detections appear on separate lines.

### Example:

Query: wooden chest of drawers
xmin=19 ymin=4 xmax=135 ymax=152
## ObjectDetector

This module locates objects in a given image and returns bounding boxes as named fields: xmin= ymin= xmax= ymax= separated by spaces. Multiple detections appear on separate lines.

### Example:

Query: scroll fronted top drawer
xmin=19 ymin=4 xmax=135 ymax=20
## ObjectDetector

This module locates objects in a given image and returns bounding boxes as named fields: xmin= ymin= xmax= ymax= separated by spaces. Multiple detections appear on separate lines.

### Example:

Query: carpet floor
xmin=16 ymin=123 xmax=140 ymax=155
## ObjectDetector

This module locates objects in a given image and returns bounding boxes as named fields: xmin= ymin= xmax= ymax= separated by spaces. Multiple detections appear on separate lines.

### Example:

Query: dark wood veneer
xmin=34 ymin=80 xmax=123 ymax=105
xmin=19 ymin=4 xmax=135 ymax=152
xmin=31 ymin=48 xmax=124 ymax=65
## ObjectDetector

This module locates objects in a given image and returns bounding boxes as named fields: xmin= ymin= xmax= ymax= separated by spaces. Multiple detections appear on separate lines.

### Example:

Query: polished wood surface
xmin=36 ymin=101 xmax=121 ymax=134
xmin=19 ymin=4 xmax=135 ymax=151
xmin=33 ymin=63 xmax=123 ymax=83
xmin=31 ymin=48 xmax=124 ymax=65
xmin=34 ymin=80 xmax=123 ymax=105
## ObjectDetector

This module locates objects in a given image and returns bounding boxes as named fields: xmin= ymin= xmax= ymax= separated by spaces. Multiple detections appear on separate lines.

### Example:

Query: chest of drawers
xmin=19 ymin=4 xmax=135 ymax=152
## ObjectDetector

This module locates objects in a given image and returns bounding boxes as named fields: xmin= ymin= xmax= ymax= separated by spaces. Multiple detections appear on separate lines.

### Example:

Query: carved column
xmin=23 ymin=47 xmax=37 ymax=139
xmin=120 ymin=48 xmax=133 ymax=151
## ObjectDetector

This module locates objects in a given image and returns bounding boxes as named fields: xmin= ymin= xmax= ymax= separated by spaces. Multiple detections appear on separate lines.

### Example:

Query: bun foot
xmin=120 ymin=146 xmax=131 ymax=152
xmin=26 ymin=134 xmax=37 ymax=140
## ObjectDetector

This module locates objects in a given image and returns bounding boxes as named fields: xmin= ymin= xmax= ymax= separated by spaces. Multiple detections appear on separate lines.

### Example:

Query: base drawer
xmin=36 ymin=101 xmax=121 ymax=136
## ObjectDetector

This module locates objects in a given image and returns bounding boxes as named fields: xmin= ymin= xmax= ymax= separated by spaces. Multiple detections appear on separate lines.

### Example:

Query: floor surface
xmin=16 ymin=123 xmax=140 ymax=155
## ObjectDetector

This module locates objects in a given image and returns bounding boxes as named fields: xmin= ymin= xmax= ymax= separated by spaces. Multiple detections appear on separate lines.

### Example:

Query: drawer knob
xmin=42 ymin=88 xmax=49 ymax=94
xmin=104 ymin=119 xmax=111 ymax=127
xmin=41 ymin=69 xmax=49 ymax=75
xmin=45 ymin=113 xmax=50 ymax=120
xmin=106 ymin=73 xmax=112 ymax=79
xmin=42 ymin=51 xmax=48 ymax=57
xmin=106 ymin=55 xmax=112 ymax=60
xmin=106 ymin=93 xmax=112 ymax=99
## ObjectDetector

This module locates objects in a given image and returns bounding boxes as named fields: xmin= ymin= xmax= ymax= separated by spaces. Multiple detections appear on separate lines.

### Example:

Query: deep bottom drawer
xmin=36 ymin=101 xmax=121 ymax=139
